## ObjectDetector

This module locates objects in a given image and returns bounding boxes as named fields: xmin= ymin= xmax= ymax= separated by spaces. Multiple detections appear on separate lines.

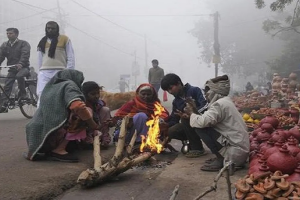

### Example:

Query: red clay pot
xmin=267 ymin=144 xmax=298 ymax=174
xmin=286 ymin=164 xmax=300 ymax=182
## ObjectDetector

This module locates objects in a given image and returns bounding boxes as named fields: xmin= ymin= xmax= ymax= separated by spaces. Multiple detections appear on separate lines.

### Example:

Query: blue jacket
xmin=168 ymin=83 xmax=208 ymax=127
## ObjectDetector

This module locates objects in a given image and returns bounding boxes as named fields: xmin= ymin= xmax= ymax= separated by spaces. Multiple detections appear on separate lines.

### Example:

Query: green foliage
xmin=255 ymin=0 xmax=294 ymax=11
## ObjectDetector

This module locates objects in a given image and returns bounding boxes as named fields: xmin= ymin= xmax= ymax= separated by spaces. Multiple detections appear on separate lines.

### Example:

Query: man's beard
xmin=46 ymin=32 xmax=59 ymax=39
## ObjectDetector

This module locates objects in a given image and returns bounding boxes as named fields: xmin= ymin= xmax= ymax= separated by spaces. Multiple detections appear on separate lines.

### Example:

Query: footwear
xmin=0 ymin=106 xmax=8 ymax=113
xmin=48 ymin=152 xmax=79 ymax=163
xmin=201 ymin=159 xmax=224 ymax=172
xmin=185 ymin=149 xmax=206 ymax=158
xmin=205 ymin=157 xmax=217 ymax=164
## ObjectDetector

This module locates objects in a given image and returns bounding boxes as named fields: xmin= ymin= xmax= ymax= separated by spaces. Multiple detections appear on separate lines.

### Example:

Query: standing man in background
xmin=0 ymin=28 xmax=31 ymax=113
xmin=148 ymin=59 xmax=164 ymax=93
xmin=118 ymin=77 xmax=129 ymax=93
xmin=37 ymin=21 xmax=75 ymax=106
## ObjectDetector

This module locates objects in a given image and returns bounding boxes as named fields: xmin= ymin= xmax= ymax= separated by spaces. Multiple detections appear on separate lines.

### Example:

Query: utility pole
xmin=144 ymin=34 xmax=148 ymax=80
xmin=212 ymin=11 xmax=220 ymax=77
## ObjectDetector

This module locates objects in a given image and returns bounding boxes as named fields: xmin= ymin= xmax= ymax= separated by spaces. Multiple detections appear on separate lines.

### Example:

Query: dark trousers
xmin=168 ymin=118 xmax=203 ymax=151
xmin=151 ymin=83 xmax=160 ymax=93
xmin=1 ymin=67 xmax=29 ymax=101
xmin=195 ymin=127 xmax=223 ymax=155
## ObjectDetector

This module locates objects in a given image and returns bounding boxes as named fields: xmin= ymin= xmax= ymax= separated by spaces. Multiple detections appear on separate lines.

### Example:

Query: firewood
xmin=77 ymin=116 xmax=162 ymax=187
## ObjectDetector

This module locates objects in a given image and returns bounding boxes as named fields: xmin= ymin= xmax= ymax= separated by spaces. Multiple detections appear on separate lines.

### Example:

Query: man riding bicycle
xmin=0 ymin=28 xmax=31 ymax=113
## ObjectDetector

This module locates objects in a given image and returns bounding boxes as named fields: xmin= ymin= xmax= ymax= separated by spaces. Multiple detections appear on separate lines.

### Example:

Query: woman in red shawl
xmin=113 ymin=83 xmax=169 ymax=144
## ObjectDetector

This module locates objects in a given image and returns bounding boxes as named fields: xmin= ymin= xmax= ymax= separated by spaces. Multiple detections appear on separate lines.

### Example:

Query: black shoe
xmin=48 ymin=152 xmax=79 ymax=163
xmin=0 ymin=106 xmax=8 ymax=113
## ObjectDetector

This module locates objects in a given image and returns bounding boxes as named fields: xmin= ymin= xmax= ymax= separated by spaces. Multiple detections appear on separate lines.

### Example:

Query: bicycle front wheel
xmin=19 ymin=83 xmax=38 ymax=119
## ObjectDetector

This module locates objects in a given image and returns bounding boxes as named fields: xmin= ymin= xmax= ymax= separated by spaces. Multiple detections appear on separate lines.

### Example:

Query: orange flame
xmin=140 ymin=102 xmax=164 ymax=153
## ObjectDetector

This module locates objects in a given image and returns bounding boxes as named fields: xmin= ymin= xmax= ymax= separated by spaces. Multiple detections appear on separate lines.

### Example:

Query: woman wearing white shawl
xmin=184 ymin=75 xmax=249 ymax=171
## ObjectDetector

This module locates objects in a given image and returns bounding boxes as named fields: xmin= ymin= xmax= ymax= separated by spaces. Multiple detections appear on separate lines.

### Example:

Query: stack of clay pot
xmin=272 ymin=73 xmax=282 ymax=95
xmin=288 ymin=72 xmax=298 ymax=94
xmin=281 ymin=78 xmax=289 ymax=94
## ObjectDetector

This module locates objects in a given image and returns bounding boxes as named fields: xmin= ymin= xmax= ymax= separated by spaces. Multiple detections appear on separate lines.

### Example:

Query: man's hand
xmin=184 ymin=97 xmax=199 ymax=116
xmin=174 ymin=109 xmax=189 ymax=119
xmin=15 ymin=64 xmax=23 ymax=70
xmin=159 ymin=121 xmax=169 ymax=132
xmin=102 ymin=119 xmax=115 ymax=127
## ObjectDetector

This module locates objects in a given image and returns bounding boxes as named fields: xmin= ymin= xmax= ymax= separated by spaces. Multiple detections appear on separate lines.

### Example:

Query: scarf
xmin=115 ymin=83 xmax=169 ymax=119
xmin=205 ymin=75 xmax=230 ymax=106
xmin=37 ymin=22 xmax=59 ymax=58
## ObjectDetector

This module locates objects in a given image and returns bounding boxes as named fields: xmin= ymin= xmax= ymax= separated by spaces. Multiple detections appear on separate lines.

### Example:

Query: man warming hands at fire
xmin=183 ymin=75 xmax=249 ymax=172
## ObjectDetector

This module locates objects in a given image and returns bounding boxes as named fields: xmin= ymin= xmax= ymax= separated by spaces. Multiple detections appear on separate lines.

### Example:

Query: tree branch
xmin=193 ymin=161 xmax=233 ymax=200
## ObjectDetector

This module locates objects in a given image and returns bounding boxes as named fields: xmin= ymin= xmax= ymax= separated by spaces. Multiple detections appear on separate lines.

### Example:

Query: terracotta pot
xmin=296 ymin=152 xmax=300 ymax=163
xmin=260 ymin=115 xmax=279 ymax=129
xmin=289 ymin=126 xmax=300 ymax=141
xmin=250 ymin=141 xmax=259 ymax=152
xmin=286 ymin=136 xmax=300 ymax=156
xmin=282 ymin=78 xmax=290 ymax=83
xmin=290 ymin=80 xmax=298 ymax=88
xmin=267 ymin=144 xmax=298 ymax=174
xmin=260 ymin=139 xmax=275 ymax=153
xmin=260 ymin=123 xmax=274 ymax=134
xmin=290 ymin=108 xmax=300 ymax=118
xmin=256 ymin=130 xmax=271 ymax=143
xmin=249 ymin=157 xmax=268 ymax=175
xmin=271 ymin=130 xmax=285 ymax=143
xmin=250 ymin=162 xmax=271 ymax=179
xmin=286 ymin=164 xmax=300 ymax=182
xmin=252 ymin=128 xmax=262 ymax=137
xmin=264 ymin=139 xmax=285 ymax=158
xmin=289 ymin=72 xmax=298 ymax=80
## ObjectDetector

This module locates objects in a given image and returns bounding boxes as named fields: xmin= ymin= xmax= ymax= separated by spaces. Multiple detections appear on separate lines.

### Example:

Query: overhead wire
xmin=7 ymin=0 xmax=146 ymax=61
xmin=70 ymin=0 xmax=144 ymax=38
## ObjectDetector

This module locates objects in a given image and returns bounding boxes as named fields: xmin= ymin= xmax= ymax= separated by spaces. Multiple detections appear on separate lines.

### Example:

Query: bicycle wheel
xmin=19 ymin=83 xmax=38 ymax=119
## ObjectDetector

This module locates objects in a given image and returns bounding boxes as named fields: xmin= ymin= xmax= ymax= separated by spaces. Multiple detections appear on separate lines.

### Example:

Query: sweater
xmin=40 ymin=35 xmax=69 ymax=70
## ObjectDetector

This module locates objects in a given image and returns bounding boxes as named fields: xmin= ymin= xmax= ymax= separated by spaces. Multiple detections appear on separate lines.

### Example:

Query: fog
xmin=0 ymin=0 xmax=292 ymax=91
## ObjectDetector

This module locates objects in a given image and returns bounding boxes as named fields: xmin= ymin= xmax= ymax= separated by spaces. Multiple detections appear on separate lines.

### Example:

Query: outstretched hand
xmin=174 ymin=109 xmax=190 ymax=119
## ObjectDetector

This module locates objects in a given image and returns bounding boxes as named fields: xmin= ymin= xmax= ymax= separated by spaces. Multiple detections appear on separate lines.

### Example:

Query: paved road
xmin=0 ymin=106 xmax=246 ymax=200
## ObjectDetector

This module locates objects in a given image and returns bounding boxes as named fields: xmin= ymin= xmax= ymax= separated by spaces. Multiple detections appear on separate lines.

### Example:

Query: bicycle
xmin=0 ymin=65 xmax=38 ymax=119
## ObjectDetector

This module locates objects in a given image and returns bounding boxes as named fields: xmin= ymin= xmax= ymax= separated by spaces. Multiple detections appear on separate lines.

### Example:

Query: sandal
xmin=205 ymin=157 xmax=217 ymax=164
xmin=200 ymin=159 xmax=223 ymax=172
xmin=185 ymin=149 xmax=206 ymax=158
xmin=48 ymin=152 xmax=79 ymax=163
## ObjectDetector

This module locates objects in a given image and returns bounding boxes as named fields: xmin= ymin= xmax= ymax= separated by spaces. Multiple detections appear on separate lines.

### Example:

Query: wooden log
xmin=77 ymin=116 xmax=170 ymax=188
xmin=93 ymin=132 xmax=102 ymax=172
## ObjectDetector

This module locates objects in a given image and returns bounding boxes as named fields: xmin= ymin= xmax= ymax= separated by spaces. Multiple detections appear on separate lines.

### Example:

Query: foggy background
xmin=0 ymin=0 xmax=290 ymax=91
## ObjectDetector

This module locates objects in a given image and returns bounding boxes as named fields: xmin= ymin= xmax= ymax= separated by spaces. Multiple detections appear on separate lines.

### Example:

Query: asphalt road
xmin=0 ymin=106 xmax=247 ymax=200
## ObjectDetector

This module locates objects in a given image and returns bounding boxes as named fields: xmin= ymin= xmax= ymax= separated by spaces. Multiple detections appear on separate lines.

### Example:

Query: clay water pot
xmin=256 ymin=130 xmax=271 ymax=143
xmin=264 ymin=139 xmax=285 ymax=158
xmin=250 ymin=141 xmax=259 ymax=152
xmin=267 ymin=144 xmax=298 ymax=174
xmin=260 ymin=123 xmax=274 ymax=134
xmin=260 ymin=139 xmax=275 ymax=153
xmin=296 ymin=152 xmax=300 ymax=163
xmin=289 ymin=126 xmax=300 ymax=141
xmin=249 ymin=151 xmax=263 ymax=167
xmin=260 ymin=115 xmax=279 ymax=129
xmin=249 ymin=157 xmax=268 ymax=175
xmin=271 ymin=130 xmax=286 ymax=142
xmin=290 ymin=108 xmax=300 ymax=118
xmin=289 ymin=72 xmax=298 ymax=80
xmin=251 ymin=162 xmax=271 ymax=179
xmin=286 ymin=136 xmax=300 ymax=156
xmin=252 ymin=128 xmax=262 ymax=137
xmin=286 ymin=164 xmax=300 ymax=182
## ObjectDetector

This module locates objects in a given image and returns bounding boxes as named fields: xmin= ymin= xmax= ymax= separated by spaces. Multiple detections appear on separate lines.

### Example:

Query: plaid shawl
xmin=25 ymin=69 xmax=85 ymax=160
xmin=114 ymin=83 xmax=169 ymax=120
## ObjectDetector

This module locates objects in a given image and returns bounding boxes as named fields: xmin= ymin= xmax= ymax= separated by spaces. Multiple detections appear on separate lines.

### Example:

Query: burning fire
xmin=140 ymin=102 xmax=164 ymax=153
